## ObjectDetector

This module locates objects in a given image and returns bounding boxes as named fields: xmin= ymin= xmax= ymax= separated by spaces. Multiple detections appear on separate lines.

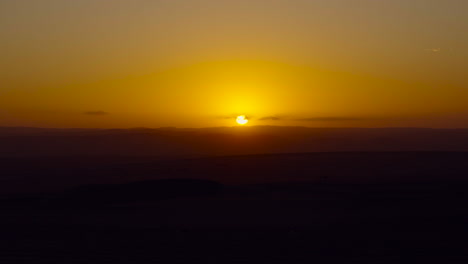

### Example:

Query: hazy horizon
xmin=2 ymin=124 xmax=468 ymax=130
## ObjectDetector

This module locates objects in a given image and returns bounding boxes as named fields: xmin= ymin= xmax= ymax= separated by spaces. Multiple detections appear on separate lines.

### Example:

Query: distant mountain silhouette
xmin=2 ymin=179 xmax=222 ymax=208
xmin=0 ymin=126 xmax=467 ymax=157
xmin=1 ymin=152 xmax=468 ymax=195
xmin=56 ymin=179 xmax=222 ymax=206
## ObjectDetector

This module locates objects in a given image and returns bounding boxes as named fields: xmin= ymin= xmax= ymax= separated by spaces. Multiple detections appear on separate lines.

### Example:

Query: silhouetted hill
xmin=0 ymin=179 xmax=223 ymax=209
xmin=1 ymin=152 xmax=467 ymax=195
xmin=55 ymin=179 xmax=222 ymax=206
xmin=1 ymin=126 xmax=468 ymax=157
xmin=1 ymin=151 xmax=468 ymax=263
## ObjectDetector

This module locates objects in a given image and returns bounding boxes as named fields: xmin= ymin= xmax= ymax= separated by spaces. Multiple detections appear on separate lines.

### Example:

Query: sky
xmin=1 ymin=0 xmax=468 ymax=128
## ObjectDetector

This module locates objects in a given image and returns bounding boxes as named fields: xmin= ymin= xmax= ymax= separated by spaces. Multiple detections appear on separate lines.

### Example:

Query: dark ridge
xmin=1 ymin=179 xmax=223 ymax=208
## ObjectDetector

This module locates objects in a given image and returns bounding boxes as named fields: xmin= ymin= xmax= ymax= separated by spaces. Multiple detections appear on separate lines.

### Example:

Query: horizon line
xmin=1 ymin=125 xmax=468 ymax=130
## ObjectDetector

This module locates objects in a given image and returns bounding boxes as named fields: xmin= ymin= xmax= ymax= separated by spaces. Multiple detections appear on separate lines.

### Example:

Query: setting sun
xmin=236 ymin=115 xmax=249 ymax=125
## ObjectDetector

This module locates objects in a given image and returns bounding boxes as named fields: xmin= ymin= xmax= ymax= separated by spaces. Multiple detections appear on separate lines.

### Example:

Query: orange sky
xmin=1 ymin=0 xmax=468 ymax=128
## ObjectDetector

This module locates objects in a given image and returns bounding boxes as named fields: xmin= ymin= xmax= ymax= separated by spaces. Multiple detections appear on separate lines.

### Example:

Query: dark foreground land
xmin=1 ymin=152 xmax=468 ymax=263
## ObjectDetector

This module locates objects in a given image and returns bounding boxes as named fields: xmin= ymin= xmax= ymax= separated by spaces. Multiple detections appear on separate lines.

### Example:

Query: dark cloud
xmin=84 ymin=111 xmax=109 ymax=116
xmin=219 ymin=114 xmax=366 ymax=122
xmin=258 ymin=115 xmax=364 ymax=122
xmin=296 ymin=117 xmax=363 ymax=122
xmin=259 ymin=116 xmax=281 ymax=121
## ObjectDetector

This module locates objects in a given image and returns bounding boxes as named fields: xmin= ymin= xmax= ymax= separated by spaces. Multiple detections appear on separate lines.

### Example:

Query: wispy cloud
xmin=296 ymin=117 xmax=363 ymax=122
xmin=84 ymin=111 xmax=109 ymax=116
xmin=221 ymin=114 xmax=368 ymax=122
xmin=258 ymin=115 xmax=364 ymax=122
xmin=258 ymin=116 xmax=281 ymax=121
xmin=425 ymin=48 xmax=441 ymax=52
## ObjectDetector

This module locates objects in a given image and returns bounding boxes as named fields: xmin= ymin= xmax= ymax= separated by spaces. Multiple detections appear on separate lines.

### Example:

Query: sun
xmin=236 ymin=115 xmax=249 ymax=125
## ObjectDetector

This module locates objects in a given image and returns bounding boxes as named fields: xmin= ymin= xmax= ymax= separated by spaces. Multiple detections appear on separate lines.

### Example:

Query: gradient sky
xmin=1 ymin=0 xmax=468 ymax=128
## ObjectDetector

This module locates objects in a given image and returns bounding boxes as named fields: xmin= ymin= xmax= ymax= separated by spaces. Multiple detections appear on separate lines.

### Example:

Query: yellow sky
xmin=1 ymin=0 xmax=468 ymax=128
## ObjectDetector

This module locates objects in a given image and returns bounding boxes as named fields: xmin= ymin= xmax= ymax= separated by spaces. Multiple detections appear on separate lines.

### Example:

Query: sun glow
xmin=236 ymin=115 xmax=249 ymax=125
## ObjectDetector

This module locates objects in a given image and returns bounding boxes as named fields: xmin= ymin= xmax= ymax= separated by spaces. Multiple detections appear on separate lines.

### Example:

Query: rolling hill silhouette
xmin=1 ymin=126 xmax=467 ymax=157
xmin=1 ymin=127 xmax=468 ymax=263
